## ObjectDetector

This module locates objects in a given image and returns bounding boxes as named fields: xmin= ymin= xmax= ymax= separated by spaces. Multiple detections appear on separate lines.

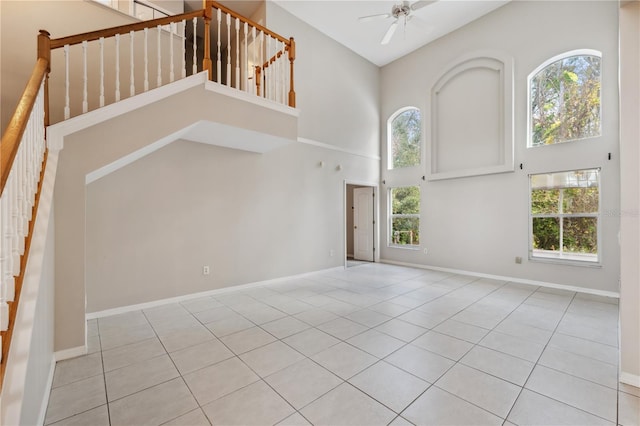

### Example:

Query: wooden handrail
xmin=50 ymin=9 xmax=205 ymax=49
xmin=0 ymin=58 xmax=48 ymax=195
xmin=209 ymin=0 xmax=289 ymax=45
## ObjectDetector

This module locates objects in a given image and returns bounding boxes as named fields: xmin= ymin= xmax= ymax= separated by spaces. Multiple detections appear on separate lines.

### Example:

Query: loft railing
xmin=0 ymin=0 xmax=295 ymax=393
xmin=46 ymin=0 xmax=295 ymax=122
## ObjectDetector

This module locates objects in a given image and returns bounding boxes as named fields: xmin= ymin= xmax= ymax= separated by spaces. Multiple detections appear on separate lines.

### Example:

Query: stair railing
xmin=0 ymin=0 xmax=296 ymax=394
xmin=0 ymin=32 xmax=50 ymax=393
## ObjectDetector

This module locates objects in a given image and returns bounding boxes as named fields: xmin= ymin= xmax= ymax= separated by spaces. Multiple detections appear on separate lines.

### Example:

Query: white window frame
xmin=527 ymin=49 xmax=603 ymax=148
xmin=387 ymin=107 xmax=422 ymax=171
xmin=528 ymin=168 xmax=602 ymax=266
xmin=388 ymin=186 xmax=421 ymax=250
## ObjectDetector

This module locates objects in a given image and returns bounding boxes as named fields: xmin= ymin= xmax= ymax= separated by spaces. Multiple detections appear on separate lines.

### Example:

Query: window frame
xmin=528 ymin=168 xmax=602 ymax=267
xmin=387 ymin=107 xmax=422 ymax=171
xmin=527 ymin=49 xmax=603 ymax=148
xmin=388 ymin=185 xmax=421 ymax=250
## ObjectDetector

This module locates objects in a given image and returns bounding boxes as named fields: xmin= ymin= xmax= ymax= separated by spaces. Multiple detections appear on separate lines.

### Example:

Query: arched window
xmin=388 ymin=107 xmax=421 ymax=169
xmin=529 ymin=51 xmax=601 ymax=147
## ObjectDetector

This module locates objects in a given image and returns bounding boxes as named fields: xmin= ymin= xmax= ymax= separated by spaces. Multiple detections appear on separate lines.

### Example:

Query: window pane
xmin=531 ymin=189 xmax=559 ymax=214
xmin=391 ymin=217 xmax=420 ymax=246
xmin=563 ymin=217 xmax=598 ymax=254
xmin=530 ymin=55 xmax=601 ymax=146
xmin=390 ymin=109 xmax=421 ymax=169
xmin=392 ymin=186 xmax=420 ymax=215
xmin=532 ymin=217 xmax=560 ymax=251
xmin=562 ymin=187 xmax=599 ymax=214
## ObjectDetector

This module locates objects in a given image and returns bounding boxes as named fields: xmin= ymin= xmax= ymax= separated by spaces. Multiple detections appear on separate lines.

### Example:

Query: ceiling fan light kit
xmin=358 ymin=0 xmax=437 ymax=45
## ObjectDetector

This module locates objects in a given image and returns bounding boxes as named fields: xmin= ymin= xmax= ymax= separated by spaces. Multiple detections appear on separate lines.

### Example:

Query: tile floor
xmin=44 ymin=263 xmax=639 ymax=426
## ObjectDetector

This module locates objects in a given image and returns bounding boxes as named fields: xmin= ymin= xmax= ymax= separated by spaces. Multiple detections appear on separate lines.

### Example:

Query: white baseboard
xmin=54 ymin=346 xmax=87 ymax=362
xmin=620 ymin=372 xmax=640 ymax=388
xmin=380 ymin=259 xmax=620 ymax=299
xmin=37 ymin=355 xmax=56 ymax=426
xmin=86 ymin=266 xmax=344 ymax=320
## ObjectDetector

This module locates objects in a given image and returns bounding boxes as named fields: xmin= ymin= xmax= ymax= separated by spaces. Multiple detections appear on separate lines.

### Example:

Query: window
xmin=530 ymin=169 xmax=600 ymax=263
xmin=389 ymin=186 xmax=420 ymax=247
xmin=388 ymin=108 xmax=421 ymax=169
xmin=529 ymin=52 xmax=601 ymax=147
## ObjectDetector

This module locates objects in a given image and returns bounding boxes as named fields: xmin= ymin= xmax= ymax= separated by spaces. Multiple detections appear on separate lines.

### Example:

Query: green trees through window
xmin=390 ymin=186 xmax=420 ymax=246
xmin=530 ymin=54 xmax=601 ymax=147
xmin=390 ymin=108 xmax=421 ymax=169
xmin=530 ymin=169 xmax=599 ymax=262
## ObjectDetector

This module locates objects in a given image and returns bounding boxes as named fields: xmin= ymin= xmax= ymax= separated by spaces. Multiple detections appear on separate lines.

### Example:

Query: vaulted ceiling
xmin=271 ymin=0 xmax=511 ymax=66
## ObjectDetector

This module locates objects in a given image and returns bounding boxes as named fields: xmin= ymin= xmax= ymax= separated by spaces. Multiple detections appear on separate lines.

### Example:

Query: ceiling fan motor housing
xmin=392 ymin=3 xmax=412 ymax=19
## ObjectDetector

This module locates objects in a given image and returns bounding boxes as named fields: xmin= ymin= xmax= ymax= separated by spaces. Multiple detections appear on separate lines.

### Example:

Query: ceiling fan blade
xmin=411 ymin=0 xmax=437 ymax=11
xmin=358 ymin=13 xmax=391 ymax=22
xmin=381 ymin=20 xmax=399 ymax=45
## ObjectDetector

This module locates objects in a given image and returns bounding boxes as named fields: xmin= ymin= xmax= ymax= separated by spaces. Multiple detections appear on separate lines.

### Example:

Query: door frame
xmin=343 ymin=180 xmax=380 ymax=268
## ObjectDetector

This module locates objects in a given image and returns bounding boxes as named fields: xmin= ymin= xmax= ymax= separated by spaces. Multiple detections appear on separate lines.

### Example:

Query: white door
xmin=353 ymin=187 xmax=374 ymax=261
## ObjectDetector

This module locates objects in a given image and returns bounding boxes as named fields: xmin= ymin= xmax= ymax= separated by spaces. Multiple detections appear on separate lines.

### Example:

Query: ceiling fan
xmin=359 ymin=1 xmax=437 ymax=45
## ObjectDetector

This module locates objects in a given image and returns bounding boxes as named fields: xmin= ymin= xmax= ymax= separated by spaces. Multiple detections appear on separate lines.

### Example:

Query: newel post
xmin=38 ymin=30 xmax=51 ymax=127
xmin=287 ymin=37 xmax=296 ymax=108
xmin=203 ymin=0 xmax=213 ymax=80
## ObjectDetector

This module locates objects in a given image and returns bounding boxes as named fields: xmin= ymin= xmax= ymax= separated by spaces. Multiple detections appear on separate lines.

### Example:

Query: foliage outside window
xmin=390 ymin=186 xmax=420 ymax=247
xmin=389 ymin=108 xmax=421 ymax=169
xmin=530 ymin=54 xmax=601 ymax=147
xmin=530 ymin=169 xmax=599 ymax=263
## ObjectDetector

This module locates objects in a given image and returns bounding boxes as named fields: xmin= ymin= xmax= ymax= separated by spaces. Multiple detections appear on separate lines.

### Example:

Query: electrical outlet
xmin=329 ymin=250 xmax=335 ymax=257
xmin=515 ymin=257 xmax=522 ymax=264
xmin=203 ymin=265 xmax=210 ymax=275
xmin=423 ymin=248 xmax=428 ymax=255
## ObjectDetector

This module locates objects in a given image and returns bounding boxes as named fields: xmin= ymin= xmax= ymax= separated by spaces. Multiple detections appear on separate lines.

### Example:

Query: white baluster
xmin=252 ymin=26 xmax=257 ymax=95
xmin=181 ymin=20 xmax=186 ymax=79
xmin=267 ymin=36 xmax=272 ymax=100
xmin=130 ymin=31 xmax=135 ymax=96
xmin=192 ymin=18 xmax=198 ymax=75
xmin=281 ymin=41 xmax=286 ymax=104
xmin=216 ymin=8 xmax=221 ymax=83
xmin=144 ymin=28 xmax=149 ymax=92
xmin=64 ymin=44 xmax=70 ymax=119
xmin=226 ymin=13 xmax=231 ymax=86
xmin=82 ymin=40 xmax=88 ymax=113
xmin=272 ymin=38 xmax=277 ymax=102
xmin=115 ymin=33 xmax=121 ymax=102
xmin=243 ymin=23 xmax=248 ymax=91
xmin=99 ymin=37 xmax=105 ymax=107
xmin=157 ymin=25 xmax=162 ymax=87
xmin=260 ymin=31 xmax=265 ymax=97
xmin=170 ymin=22 xmax=175 ymax=83
xmin=11 ymin=173 xmax=20 ymax=276
xmin=0 ymin=193 xmax=5 ymax=334
xmin=0 ymin=195 xmax=9 ymax=336
xmin=235 ymin=18 xmax=240 ymax=89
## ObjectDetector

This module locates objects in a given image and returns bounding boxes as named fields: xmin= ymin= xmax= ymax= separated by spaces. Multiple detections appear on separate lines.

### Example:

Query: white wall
xmin=380 ymin=1 xmax=620 ymax=293
xmin=265 ymin=2 xmax=381 ymax=157
xmin=619 ymin=1 xmax=640 ymax=386
xmin=86 ymin=140 xmax=378 ymax=313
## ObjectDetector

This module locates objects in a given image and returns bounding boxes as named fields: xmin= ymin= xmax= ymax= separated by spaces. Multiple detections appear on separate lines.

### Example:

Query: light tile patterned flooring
xmin=45 ymin=263 xmax=640 ymax=426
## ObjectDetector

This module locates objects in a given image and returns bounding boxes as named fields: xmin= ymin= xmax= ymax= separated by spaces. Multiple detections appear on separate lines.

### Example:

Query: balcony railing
xmin=45 ymin=0 xmax=295 ymax=122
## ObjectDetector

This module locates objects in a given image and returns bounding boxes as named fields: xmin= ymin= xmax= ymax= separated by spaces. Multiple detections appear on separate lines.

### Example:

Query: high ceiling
xmin=272 ymin=0 xmax=511 ymax=66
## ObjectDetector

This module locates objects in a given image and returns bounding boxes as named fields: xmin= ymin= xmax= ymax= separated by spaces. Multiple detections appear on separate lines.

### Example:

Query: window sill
xmin=530 ymin=250 xmax=601 ymax=268
xmin=388 ymin=244 xmax=421 ymax=251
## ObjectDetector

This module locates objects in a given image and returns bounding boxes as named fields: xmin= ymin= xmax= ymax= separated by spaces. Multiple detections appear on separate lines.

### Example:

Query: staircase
xmin=0 ymin=1 xmax=296 ymax=422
